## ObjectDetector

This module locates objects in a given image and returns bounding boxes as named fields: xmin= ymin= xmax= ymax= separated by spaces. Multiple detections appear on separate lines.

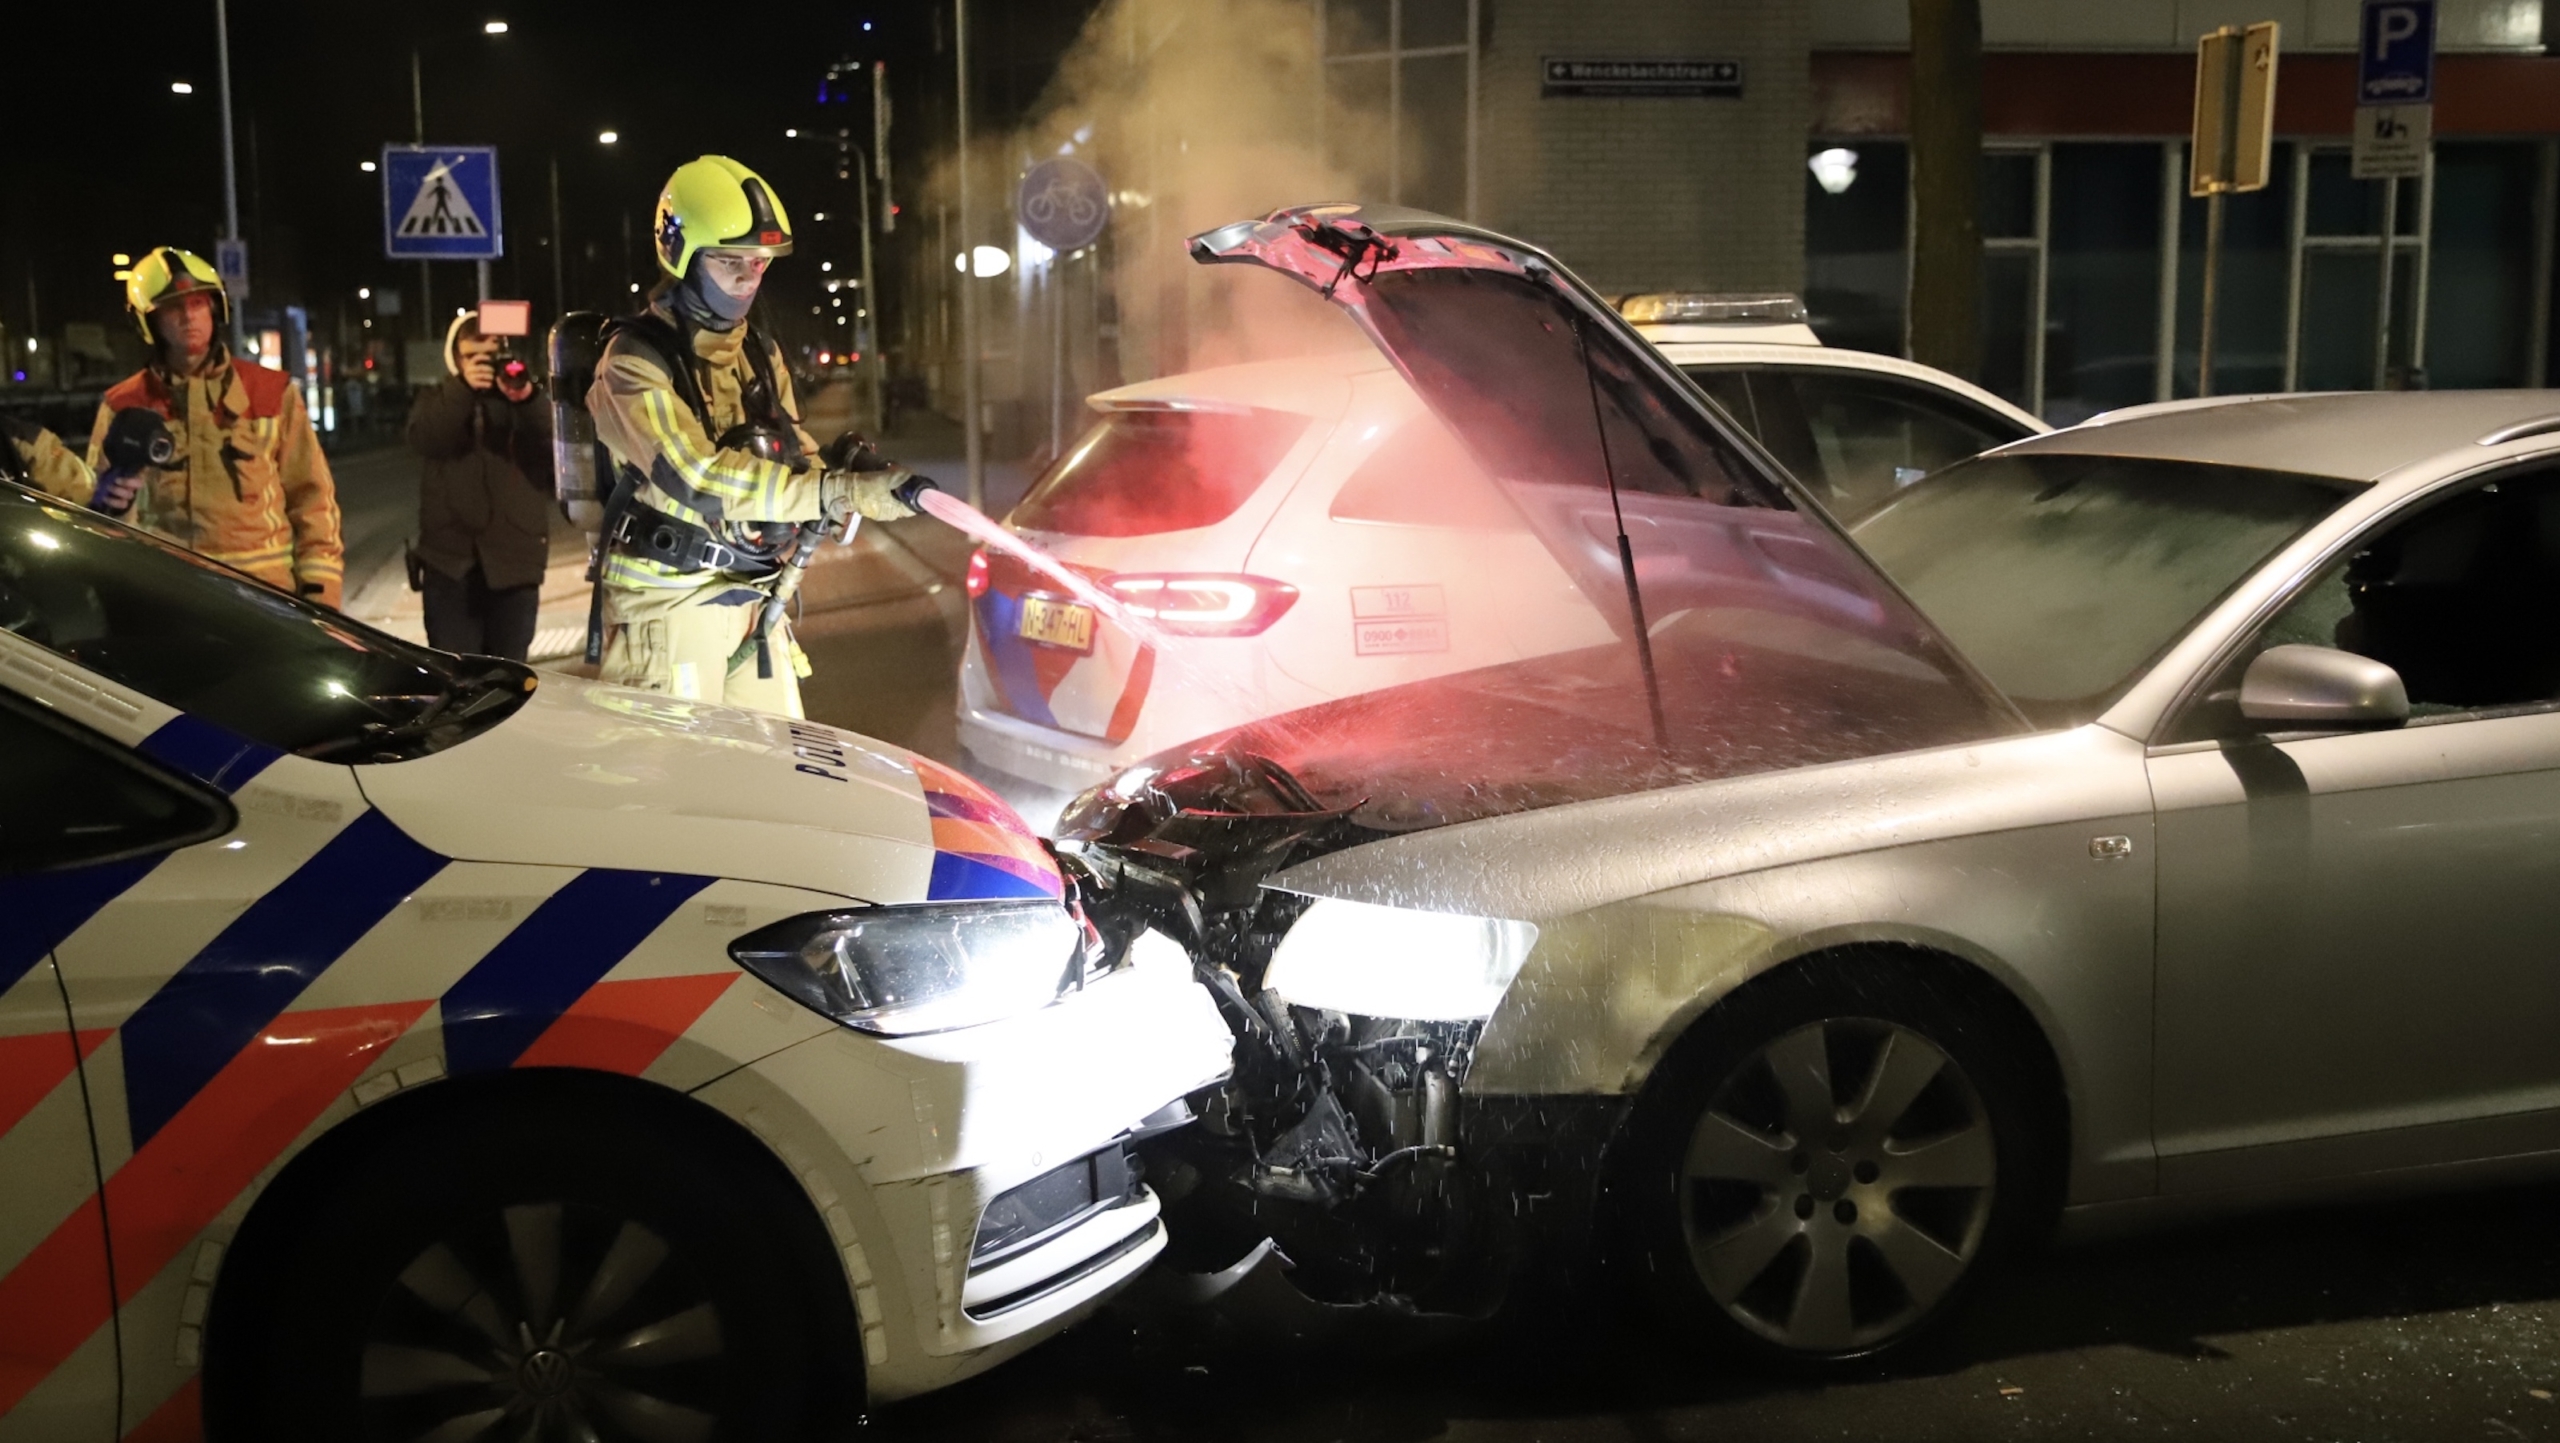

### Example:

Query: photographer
xmin=407 ymin=308 xmax=554 ymax=660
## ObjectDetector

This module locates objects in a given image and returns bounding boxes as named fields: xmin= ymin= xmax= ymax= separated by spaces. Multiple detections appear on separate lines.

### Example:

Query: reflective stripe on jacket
xmin=587 ymin=304 xmax=819 ymax=591
xmin=6 ymin=422 xmax=93 ymax=505
xmin=89 ymin=354 xmax=345 ymax=607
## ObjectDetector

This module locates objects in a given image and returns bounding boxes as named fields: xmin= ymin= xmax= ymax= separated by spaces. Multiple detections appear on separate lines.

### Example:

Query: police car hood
xmin=354 ymin=678 xmax=1062 ymax=905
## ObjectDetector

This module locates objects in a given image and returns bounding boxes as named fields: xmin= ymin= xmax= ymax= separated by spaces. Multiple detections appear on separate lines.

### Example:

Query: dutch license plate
xmin=1017 ymin=595 xmax=1096 ymax=652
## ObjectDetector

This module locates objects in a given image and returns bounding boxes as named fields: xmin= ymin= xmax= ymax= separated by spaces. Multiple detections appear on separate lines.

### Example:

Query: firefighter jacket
xmin=89 ymin=352 xmax=344 ymax=607
xmin=5 ymin=419 xmax=94 ymax=505
xmin=588 ymin=303 xmax=819 ymax=592
xmin=407 ymin=377 xmax=554 ymax=592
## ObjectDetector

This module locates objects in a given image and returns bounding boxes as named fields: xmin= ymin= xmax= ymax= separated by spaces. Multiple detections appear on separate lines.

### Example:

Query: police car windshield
xmin=0 ymin=484 xmax=531 ymax=762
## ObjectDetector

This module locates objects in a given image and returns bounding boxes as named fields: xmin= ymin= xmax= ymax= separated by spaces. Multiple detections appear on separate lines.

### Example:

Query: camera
xmin=481 ymin=340 xmax=536 ymax=392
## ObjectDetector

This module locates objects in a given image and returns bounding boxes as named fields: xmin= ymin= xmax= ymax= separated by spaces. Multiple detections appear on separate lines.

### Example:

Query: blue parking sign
xmin=382 ymin=145 xmax=504 ymax=260
xmin=2358 ymin=0 xmax=2436 ymax=105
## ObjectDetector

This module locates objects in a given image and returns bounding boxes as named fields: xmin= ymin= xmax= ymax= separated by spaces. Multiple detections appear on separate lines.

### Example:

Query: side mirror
xmin=2238 ymin=644 xmax=2409 ymax=729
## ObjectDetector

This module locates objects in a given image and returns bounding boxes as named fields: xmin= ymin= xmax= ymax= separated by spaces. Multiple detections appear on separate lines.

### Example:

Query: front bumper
xmin=692 ymin=938 xmax=1233 ymax=1403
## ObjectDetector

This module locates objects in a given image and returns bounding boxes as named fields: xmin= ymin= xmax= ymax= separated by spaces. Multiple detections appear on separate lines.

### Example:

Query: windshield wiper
xmin=299 ymin=665 xmax=528 ymax=761
xmin=1569 ymin=313 xmax=1669 ymax=752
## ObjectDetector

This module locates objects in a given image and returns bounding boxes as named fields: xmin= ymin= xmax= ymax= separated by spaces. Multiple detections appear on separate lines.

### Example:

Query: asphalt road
xmin=875 ymin=1182 xmax=2560 ymax=1443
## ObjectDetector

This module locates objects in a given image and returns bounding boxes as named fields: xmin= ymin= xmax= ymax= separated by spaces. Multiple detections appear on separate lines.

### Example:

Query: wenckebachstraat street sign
xmin=382 ymin=146 xmax=504 ymax=260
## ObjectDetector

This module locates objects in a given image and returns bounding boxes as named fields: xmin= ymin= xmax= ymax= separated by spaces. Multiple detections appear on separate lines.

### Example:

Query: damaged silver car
xmin=1060 ymin=203 xmax=2560 ymax=1364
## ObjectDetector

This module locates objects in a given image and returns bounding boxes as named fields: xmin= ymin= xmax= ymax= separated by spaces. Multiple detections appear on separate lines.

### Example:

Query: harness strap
xmin=607 ymin=502 xmax=783 ymax=580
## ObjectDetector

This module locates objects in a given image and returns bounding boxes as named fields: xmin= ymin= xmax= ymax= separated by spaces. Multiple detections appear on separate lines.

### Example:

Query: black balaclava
xmin=674 ymin=258 xmax=757 ymax=331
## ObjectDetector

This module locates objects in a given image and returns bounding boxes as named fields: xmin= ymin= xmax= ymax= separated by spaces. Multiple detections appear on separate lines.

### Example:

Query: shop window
xmin=2425 ymin=142 xmax=2545 ymax=390
xmin=1319 ymin=0 xmax=1476 ymax=219
xmin=1804 ymin=141 xmax=1909 ymax=358
xmin=2044 ymin=144 xmax=2166 ymax=425
xmin=2175 ymin=146 xmax=2293 ymax=397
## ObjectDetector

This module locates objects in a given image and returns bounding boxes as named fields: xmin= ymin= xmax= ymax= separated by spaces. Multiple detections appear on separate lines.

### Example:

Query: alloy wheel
xmin=1678 ymin=1017 xmax=1997 ymax=1354
xmin=358 ymin=1201 xmax=728 ymax=1443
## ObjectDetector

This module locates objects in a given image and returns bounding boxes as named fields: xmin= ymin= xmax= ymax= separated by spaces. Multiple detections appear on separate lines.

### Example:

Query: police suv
xmin=0 ymin=478 xmax=1232 ymax=1440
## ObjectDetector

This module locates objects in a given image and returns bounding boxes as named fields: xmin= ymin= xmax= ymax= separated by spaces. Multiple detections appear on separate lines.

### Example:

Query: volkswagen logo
xmin=518 ymin=1348 xmax=575 ymax=1399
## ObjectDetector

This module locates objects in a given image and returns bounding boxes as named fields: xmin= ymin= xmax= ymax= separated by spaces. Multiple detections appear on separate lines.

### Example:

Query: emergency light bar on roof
xmin=1617 ymin=292 xmax=1809 ymax=326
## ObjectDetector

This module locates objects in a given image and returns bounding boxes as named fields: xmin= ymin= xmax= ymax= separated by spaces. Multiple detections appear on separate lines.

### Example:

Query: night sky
xmin=3 ymin=0 xmax=1097 ymax=366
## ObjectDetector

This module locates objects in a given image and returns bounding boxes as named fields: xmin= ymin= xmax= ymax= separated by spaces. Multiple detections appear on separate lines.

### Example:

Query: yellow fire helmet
xmin=123 ymin=246 xmax=229 ymax=342
xmin=653 ymin=156 xmax=793 ymax=280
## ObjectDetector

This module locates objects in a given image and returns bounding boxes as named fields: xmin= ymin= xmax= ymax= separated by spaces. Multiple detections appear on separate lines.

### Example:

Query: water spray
xmin=906 ymin=482 xmax=1165 ymax=645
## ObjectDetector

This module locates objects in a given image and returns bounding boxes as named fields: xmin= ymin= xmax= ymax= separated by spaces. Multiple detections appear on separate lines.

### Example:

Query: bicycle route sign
xmin=1017 ymin=157 xmax=1109 ymax=254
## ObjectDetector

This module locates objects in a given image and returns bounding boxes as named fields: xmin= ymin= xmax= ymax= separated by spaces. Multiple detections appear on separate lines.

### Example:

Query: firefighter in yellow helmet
xmin=586 ymin=156 xmax=923 ymax=715
xmin=88 ymin=247 xmax=345 ymax=606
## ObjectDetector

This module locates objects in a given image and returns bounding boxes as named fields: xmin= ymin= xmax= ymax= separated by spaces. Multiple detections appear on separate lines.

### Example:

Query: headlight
xmin=1261 ymin=898 xmax=1538 ymax=1021
xmin=729 ymin=901 xmax=1083 ymax=1036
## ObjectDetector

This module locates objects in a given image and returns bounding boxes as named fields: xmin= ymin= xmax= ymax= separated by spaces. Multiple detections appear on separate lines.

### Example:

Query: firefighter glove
xmin=823 ymin=464 xmax=923 ymax=524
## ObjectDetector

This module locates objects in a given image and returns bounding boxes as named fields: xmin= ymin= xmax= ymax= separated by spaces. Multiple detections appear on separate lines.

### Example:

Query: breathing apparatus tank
xmin=548 ymin=311 xmax=613 ymax=531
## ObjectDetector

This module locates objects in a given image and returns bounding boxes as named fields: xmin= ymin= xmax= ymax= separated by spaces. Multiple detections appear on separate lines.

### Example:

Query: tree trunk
xmin=1907 ymin=0 xmax=1983 ymax=379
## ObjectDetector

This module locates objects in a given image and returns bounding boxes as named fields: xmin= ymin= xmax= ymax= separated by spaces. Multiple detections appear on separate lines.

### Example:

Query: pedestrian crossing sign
xmin=382 ymin=145 xmax=504 ymax=260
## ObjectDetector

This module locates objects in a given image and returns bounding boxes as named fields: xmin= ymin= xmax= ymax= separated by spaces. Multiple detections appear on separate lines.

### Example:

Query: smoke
xmin=1006 ymin=0 xmax=1385 ymax=377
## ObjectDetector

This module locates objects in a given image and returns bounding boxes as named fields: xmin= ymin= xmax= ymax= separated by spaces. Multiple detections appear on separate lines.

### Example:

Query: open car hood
xmin=1078 ymin=206 xmax=2021 ymax=844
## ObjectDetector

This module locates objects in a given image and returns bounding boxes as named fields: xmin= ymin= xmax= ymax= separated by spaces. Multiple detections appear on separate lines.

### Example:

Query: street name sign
xmin=382 ymin=145 xmax=504 ymax=260
xmin=1541 ymin=59 xmax=1742 ymax=99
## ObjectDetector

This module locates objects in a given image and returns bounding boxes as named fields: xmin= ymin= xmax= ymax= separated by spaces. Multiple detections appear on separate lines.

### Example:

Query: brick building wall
xmin=1478 ymin=0 xmax=1810 ymax=294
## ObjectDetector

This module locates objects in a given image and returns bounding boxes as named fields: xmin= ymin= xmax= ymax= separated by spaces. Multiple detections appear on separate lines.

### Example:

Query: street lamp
xmin=483 ymin=19 xmax=508 ymax=34
xmin=598 ymin=130 xmax=619 ymax=145
xmin=170 ymin=81 xmax=195 ymax=94
xmin=360 ymin=160 xmax=377 ymax=173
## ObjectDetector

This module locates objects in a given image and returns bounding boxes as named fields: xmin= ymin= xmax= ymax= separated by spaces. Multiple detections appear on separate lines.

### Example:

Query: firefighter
xmin=587 ymin=156 xmax=922 ymax=715
xmin=2 ymin=417 xmax=98 ymax=505
xmin=89 ymin=247 xmax=344 ymax=606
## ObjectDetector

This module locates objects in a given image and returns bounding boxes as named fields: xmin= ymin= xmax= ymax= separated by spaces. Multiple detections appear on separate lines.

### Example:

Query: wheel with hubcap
xmin=1618 ymin=958 xmax=2049 ymax=1365
xmin=360 ymin=1201 xmax=728 ymax=1442
xmin=206 ymin=1078 xmax=859 ymax=1443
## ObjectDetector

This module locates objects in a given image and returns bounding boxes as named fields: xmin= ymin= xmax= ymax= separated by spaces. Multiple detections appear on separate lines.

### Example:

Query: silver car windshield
xmin=1851 ymin=453 xmax=2358 ymax=727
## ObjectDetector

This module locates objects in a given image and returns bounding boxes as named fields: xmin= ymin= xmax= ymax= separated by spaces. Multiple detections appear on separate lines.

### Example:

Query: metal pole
xmin=2529 ymin=139 xmax=2558 ymax=387
xmin=958 ymin=0 xmax=983 ymax=510
xmin=2410 ymin=149 xmax=2436 ymax=382
xmin=550 ymin=153 xmax=566 ymax=321
xmin=215 ymin=0 xmax=241 ymax=241
xmin=2374 ymin=175 xmax=2398 ymax=387
xmin=1050 ymin=257 xmax=1065 ymax=458
xmin=2282 ymin=143 xmax=2308 ymax=392
xmin=857 ymin=154 xmax=881 ymax=434
xmin=2155 ymin=141 xmax=2180 ymax=402
xmin=2198 ymin=191 xmax=2225 ymax=397
xmin=215 ymin=0 xmax=243 ymax=351
xmin=873 ymin=61 xmax=896 ymax=234
xmin=2028 ymin=144 xmax=2050 ymax=418
xmin=477 ymin=259 xmax=491 ymax=305
xmin=413 ymin=50 xmax=432 ymax=345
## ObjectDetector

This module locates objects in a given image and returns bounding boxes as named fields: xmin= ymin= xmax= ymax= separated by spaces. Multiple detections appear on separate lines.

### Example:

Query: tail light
xmin=965 ymin=547 xmax=990 ymax=599
xmin=1103 ymin=574 xmax=1299 ymax=637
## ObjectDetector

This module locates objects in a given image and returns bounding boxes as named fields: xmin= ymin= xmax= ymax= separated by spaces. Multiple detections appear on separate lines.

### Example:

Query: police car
xmin=0 ymin=478 xmax=1233 ymax=1439
xmin=956 ymin=295 xmax=2042 ymax=827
